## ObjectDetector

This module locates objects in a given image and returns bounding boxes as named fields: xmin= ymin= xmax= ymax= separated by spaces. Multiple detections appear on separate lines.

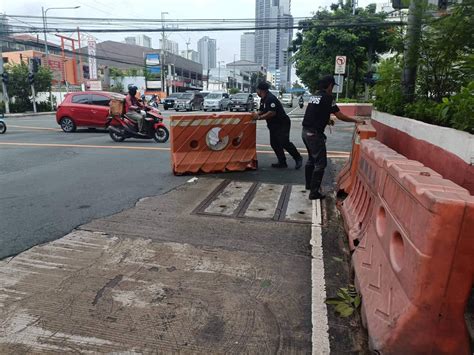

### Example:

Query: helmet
xmin=128 ymin=85 xmax=138 ymax=96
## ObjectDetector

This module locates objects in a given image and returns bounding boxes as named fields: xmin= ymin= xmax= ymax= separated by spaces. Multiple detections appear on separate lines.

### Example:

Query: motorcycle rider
xmin=299 ymin=95 xmax=304 ymax=108
xmin=125 ymin=85 xmax=146 ymax=133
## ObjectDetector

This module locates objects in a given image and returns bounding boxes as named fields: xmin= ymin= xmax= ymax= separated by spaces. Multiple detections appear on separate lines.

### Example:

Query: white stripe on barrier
xmin=171 ymin=118 xmax=242 ymax=127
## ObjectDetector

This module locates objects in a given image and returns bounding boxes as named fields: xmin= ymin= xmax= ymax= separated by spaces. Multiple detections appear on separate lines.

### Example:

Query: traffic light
xmin=28 ymin=73 xmax=35 ymax=85
xmin=1 ymin=72 xmax=8 ymax=85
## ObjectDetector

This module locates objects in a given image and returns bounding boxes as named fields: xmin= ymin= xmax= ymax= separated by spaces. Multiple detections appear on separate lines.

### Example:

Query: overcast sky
xmin=1 ymin=0 xmax=375 ymax=81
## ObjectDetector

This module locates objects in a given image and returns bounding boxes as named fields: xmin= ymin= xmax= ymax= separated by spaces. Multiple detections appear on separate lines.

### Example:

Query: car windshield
xmin=207 ymin=93 xmax=222 ymax=99
xmin=282 ymin=94 xmax=292 ymax=98
xmin=233 ymin=94 xmax=248 ymax=99
xmin=180 ymin=93 xmax=193 ymax=99
xmin=169 ymin=93 xmax=182 ymax=99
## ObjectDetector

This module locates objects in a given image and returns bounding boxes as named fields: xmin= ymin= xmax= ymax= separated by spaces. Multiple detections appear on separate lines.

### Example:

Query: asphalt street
xmin=0 ymin=107 xmax=356 ymax=260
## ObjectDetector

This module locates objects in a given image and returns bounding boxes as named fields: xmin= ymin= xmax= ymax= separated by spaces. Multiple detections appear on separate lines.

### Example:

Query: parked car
xmin=200 ymin=91 xmax=210 ymax=99
xmin=269 ymin=89 xmax=281 ymax=99
xmin=229 ymin=93 xmax=254 ymax=112
xmin=203 ymin=92 xmax=231 ymax=111
xmin=163 ymin=93 xmax=183 ymax=110
xmin=56 ymin=91 xmax=123 ymax=133
xmin=252 ymin=93 xmax=261 ymax=109
xmin=175 ymin=91 xmax=204 ymax=111
xmin=281 ymin=93 xmax=293 ymax=107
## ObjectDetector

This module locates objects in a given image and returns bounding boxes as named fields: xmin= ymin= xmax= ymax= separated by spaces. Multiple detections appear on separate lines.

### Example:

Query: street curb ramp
xmin=342 ymin=139 xmax=474 ymax=354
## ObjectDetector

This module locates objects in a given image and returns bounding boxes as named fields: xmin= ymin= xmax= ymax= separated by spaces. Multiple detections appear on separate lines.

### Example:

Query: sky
xmin=1 ymin=0 xmax=375 ymax=80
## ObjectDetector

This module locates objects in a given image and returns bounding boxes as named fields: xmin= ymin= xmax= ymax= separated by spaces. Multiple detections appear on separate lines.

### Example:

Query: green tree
xmin=290 ymin=2 xmax=397 ymax=96
xmin=416 ymin=0 xmax=474 ymax=102
xmin=6 ymin=63 xmax=53 ymax=113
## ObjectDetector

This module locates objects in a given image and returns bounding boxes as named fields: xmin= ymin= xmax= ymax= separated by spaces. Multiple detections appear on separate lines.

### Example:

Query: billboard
xmin=145 ymin=53 xmax=161 ymax=78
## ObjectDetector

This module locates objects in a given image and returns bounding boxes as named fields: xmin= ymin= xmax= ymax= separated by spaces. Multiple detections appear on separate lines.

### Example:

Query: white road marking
xmin=311 ymin=200 xmax=331 ymax=354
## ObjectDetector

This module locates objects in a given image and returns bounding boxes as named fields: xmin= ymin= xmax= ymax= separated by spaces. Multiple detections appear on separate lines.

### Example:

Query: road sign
xmin=335 ymin=56 xmax=347 ymax=74
xmin=332 ymin=75 xmax=344 ymax=94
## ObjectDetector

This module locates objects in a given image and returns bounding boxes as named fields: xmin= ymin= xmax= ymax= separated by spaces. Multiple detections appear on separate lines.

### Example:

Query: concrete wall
xmin=371 ymin=110 xmax=474 ymax=194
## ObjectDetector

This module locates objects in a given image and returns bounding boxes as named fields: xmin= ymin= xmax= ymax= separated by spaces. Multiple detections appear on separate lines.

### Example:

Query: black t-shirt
xmin=302 ymin=90 xmax=340 ymax=133
xmin=259 ymin=92 xmax=290 ymax=129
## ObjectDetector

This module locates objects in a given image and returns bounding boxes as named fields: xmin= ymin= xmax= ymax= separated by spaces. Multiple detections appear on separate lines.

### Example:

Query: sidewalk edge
xmin=311 ymin=200 xmax=331 ymax=355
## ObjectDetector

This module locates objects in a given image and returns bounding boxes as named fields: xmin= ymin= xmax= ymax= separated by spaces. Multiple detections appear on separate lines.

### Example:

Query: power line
xmin=3 ymin=21 xmax=405 ymax=35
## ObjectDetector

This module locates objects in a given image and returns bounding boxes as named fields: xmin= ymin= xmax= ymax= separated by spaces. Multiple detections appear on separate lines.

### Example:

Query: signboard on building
xmin=86 ymin=80 xmax=102 ymax=91
xmin=334 ymin=56 xmax=347 ymax=74
xmin=88 ymin=38 xmax=97 ymax=80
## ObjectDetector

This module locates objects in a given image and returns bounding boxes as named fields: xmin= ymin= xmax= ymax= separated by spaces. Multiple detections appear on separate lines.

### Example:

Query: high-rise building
xmin=180 ymin=49 xmax=199 ymax=63
xmin=124 ymin=35 xmax=152 ymax=48
xmin=198 ymin=36 xmax=217 ymax=72
xmin=240 ymin=32 xmax=256 ymax=63
xmin=159 ymin=39 xmax=179 ymax=55
xmin=255 ymin=0 xmax=293 ymax=89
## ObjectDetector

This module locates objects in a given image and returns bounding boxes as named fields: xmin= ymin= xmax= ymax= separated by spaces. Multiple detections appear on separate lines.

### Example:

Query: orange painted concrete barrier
xmin=350 ymin=140 xmax=474 ymax=354
xmin=170 ymin=113 xmax=257 ymax=175
xmin=337 ymin=103 xmax=373 ymax=117
xmin=337 ymin=122 xmax=377 ymax=195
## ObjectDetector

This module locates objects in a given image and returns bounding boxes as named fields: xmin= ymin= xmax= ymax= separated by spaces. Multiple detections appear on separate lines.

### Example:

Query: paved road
xmin=0 ymin=110 xmax=355 ymax=259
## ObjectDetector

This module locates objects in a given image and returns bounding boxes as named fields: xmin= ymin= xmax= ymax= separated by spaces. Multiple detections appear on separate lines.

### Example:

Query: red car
xmin=56 ymin=91 xmax=125 ymax=132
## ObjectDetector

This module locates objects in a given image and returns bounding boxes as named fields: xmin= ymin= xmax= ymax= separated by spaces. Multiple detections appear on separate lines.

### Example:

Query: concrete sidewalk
xmin=0 ymin=178 xmax=318 ymax=353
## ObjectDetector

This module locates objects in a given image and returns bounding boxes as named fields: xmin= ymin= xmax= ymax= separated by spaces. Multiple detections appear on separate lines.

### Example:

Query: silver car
xmin=281 ymin=93 xmax=293 ymax=107
xmin=203 ymin=92 xmax=231 ymax=111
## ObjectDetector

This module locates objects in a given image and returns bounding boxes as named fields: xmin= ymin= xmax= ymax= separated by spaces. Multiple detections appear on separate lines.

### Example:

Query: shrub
xmin=436 ymin=82 xmax=474 ymax=134
xmin=373 ymin=57 xmax=405 ymax=116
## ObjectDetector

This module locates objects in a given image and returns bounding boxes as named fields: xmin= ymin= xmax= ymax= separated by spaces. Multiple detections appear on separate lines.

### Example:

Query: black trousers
xmin=302 ymin=128 xmax=327 ymax=192
xmin=269 ymin=121 xmax=301 ymax=163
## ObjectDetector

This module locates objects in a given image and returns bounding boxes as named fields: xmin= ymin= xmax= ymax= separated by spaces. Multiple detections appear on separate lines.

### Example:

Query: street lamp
xmin=42 ymin=6 xmax=80 ymax=109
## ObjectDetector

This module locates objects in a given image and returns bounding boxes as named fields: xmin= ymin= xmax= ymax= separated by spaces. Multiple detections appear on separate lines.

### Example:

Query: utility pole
xmin=0 ymin=35 xmax=10 ymax=114
xmin=403 ymin=0 xmax=425 ymax=103
xmin=233 ymin=54 xmax=236 ymax=90
xmin=161 ymin=12 xmax=168 ymax=96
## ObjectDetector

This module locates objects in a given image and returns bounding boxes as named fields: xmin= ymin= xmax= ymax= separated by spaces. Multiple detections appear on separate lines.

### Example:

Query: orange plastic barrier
xmin=337 ymin=122 xmax=377 ymax=195
xmin=349 ymin=140 xmax=474 ymax=354
xmin=170 ymin=113 xmax=257 ymax=175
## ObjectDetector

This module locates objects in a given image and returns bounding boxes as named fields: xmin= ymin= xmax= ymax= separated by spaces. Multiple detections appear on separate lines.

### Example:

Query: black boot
xmin=309 ymin=170 xmax=325 ymax=200
xmin=305 ymin=165 xmax=313 ymax=190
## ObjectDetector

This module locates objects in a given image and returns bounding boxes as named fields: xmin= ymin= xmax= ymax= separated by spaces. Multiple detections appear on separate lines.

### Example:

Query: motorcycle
xmin=298 ymin=97 xmax=304 ymax=109
xmin=0 ymin=117 xmax=6 ymax=134
xmin=148 ymin=95 xmax=160 ymax=109
xmin=106 ymin=105 xmax=169 ymax=143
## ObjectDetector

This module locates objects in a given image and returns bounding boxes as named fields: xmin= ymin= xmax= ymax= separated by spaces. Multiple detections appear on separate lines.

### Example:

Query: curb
xmin=311 ymin=199 xmax=331 ymax=354
xmin=3 ymin=112 xmax=56 ymax=118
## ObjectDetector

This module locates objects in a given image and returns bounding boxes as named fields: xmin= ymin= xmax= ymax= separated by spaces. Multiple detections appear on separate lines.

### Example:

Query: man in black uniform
xmin=255 ymin=81 xmax=303 ymax=169
xmin=302 ymin=75 xmax=364 ymax=200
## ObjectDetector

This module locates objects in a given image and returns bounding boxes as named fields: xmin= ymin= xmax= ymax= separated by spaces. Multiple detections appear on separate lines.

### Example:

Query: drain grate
xmin=193 ymin=180 xmax=312 ymax=224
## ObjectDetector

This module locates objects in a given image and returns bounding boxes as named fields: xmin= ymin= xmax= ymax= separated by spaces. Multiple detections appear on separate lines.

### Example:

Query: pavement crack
xmin=92 ymin=274 xmax=123 ymax=306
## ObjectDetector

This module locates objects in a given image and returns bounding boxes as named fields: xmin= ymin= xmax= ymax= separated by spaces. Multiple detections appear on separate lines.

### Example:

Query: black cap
xmin=257 ymin=81 xmax=270 ymax=91
xmin=318 ymin=75 xmax=338 ymax=89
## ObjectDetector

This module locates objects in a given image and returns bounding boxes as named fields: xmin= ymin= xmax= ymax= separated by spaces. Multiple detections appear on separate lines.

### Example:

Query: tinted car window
xmin=72 ymin=94 xmax=89 ymax=104
xmin=91 ymin=95 xmax=110 ymax=106
xmin=181 ymin=94 xmax=193 ymax=99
